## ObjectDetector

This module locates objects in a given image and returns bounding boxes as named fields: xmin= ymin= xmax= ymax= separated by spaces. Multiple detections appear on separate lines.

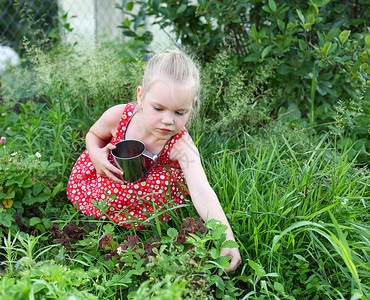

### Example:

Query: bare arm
xmin=171 ymin=134 xmax=242 ymax=272
xmin=86 ymin=104 xmax=125 ymax=184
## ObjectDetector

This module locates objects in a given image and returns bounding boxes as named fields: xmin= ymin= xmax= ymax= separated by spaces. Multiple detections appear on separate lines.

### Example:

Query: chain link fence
xmin=0 ymin=0 xmax=58 ymax=50
xmin=0 ymin=0 xmax=174 ymax=55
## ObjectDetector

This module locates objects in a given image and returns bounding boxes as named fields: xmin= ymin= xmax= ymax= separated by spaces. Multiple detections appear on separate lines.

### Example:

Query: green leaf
xmin=327 ymin=42 xmax=337 ymax=55
xmin=122 ymin=30 xmax=137 ymax=37
xmin=167 ymin=227 xmax=178 ymax=240
xmin=177 ymin=4 xmax=187 ymax=14
xmin=0 ymin=213 xmax=13 ymax=227
xmin=312 ymin=0 xmax=327 ymax=7
xmin=298 ymin=39 xmax=307 ymax=50
xmin=42 ymin=218 xmax=52 ymax=229
xmin=365 ymin=34 xmax=370 ymax=46
xmin=317 ymin=31 xmax=326 ymax=45
xmin=126 ymin=1 xmax=134 ymax=11
xmin=277 ymin=19 xmax=285 ymax=32
xmin=30 ymin=217 xmax=42 ymax=226
xmin=46 ymin=162 xmax=62 ymax=170
xmin=248 ymin=260 xmax=260 ymax=271
xmin=327 ymin=27 xmax=340 ymax=41
xmin=4 ymin=191 xmax=15 ymax=199
xmin=339 ymin=30 xmax=350 ymax=44
xmin=5 ymin=179 xmax=19 ymax=187
xmin=277 ymin=63 xmax=293 ymax=75
xmin=210 ymin=248 xmax=220 ymax=259
xmin=209 ymin=275 xmax=225 ymax=288
xmin=205 ymin=219 xmax=219 ymax=230
xmin=293 ymin=254 xmax=308 ymax=262
xmin=244 ymin=53 xmax=260 ymax=62
xmin=216 ymin=256 xmax=231 ymax=269
xmin=261 ymin=45 xmax=274 ymax=59
xmin=318 ymin=60 xmax=328 ymax=68
xmin=33 ymin=183 xmax=44 ymax=196
xmin=23 ymin=195 xmax=50 ymax=205
xmin=274 ymin=282 xmax=285 ymax=294
xmin=250 ymin=25 xmax=259 ymax=42
xmin=323 ymin=41 xmax=332 ymax=57
xmin=151 ymin=0 xmax=160 ymax=10
xmin=262 ymin=5 xmax=273 ymax=14
xmin=268 ymin=0 xmax=277 ymax=13
xmin=52 ymin=182 xmax=64 ymax=198
xmin=212 ymin=225 xmax=228 ymax=240
xmin=303 ymin=22 xmax=314 ymax=30
xmin=221 ymin=240 xmax=239 ymax=249
xmin=296 ymin=9 xmax=305 ymax=24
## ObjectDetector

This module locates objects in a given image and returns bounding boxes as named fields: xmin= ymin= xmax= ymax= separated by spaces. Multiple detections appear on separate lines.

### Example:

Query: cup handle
xmin=143 ymin=150 xmax=158 ymax=163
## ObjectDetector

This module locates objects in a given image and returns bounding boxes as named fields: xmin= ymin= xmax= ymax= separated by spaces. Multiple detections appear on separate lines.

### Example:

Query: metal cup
xmin=111 ymin=139 xmax=158 ymax=182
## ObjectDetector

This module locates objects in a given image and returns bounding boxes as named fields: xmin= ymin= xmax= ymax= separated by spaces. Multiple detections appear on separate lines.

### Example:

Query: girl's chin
xmin=152 ymin=130 xmax=172 ymax=140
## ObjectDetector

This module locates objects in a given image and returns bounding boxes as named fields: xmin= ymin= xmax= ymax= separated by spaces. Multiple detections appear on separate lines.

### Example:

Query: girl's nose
xmin=162 ymin=112 xmax=174 ymax=125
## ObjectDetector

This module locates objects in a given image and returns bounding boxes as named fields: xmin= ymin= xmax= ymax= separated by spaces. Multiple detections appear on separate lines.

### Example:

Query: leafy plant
xmin=50 ymin=217 xmax=240 ymax=299
xmin=0 ymin=148 xmax=62 ymax=232
xmin=0 ymin=231 xmax=97 ymax=299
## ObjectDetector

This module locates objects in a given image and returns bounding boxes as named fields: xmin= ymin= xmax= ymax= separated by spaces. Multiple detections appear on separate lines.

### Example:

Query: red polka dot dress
xmin=67 ymin=103 xmax=188 ymax=229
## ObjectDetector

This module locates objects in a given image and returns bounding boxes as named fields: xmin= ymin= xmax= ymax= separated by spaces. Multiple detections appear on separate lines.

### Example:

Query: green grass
xmin=198 ymin=132 xmax=369 ymax=298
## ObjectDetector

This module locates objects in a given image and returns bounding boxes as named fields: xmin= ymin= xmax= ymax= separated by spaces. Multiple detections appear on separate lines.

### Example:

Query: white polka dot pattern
xmin=66 ymin=103 xmax=188 ymax=229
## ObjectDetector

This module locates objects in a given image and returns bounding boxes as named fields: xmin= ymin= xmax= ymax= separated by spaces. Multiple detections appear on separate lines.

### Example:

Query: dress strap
xmin=160 ymin=128 xmax=188 ymax=157
xmin=111 ymin=103 xmax=136 ymax=143
xmin=122 ymin=109 xmax=137 ymax=140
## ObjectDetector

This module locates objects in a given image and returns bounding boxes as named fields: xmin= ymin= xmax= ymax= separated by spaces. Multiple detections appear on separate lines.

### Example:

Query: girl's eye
xmin=154 ymin=106 xmax=163 ymax=111
xmin=176 ymin=111 xmax=185 ymax=116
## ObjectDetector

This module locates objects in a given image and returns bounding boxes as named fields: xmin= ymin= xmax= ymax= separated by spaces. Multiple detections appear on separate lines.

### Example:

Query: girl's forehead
xmin=147 ymin=80 xmax=194 ymax=108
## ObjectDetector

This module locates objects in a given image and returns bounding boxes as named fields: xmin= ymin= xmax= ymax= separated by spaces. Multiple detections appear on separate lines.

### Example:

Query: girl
xmin=67 ymin=50 xmax=241 ymax=272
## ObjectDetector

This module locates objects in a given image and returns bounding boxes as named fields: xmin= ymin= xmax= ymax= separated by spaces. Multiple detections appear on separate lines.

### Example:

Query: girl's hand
xmin=90 ymin=143 xmax=124 ymax=184
xmin=220 ymin=247 xmax=242 ymax=273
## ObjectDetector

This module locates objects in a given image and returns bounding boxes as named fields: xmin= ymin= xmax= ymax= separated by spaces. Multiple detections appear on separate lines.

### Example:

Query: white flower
xmin=10 ymin=152 xmax=17 ymax=156
xmin=35 ymin=152 xmax=42 ymax=158
xmin=116 ymin=246 xmax=122 ymax=255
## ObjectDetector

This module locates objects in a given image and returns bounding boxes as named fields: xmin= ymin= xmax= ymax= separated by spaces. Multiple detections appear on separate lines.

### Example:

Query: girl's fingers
xmin=107 ymin=162 xmax=125 ymax=182
xmin=221 ymin=248 xmax=242 ymax=273
xmin=105 ymin=143 xmax=116 ymax=151
xmin=104 ymin=169 xmax=124 ymax=184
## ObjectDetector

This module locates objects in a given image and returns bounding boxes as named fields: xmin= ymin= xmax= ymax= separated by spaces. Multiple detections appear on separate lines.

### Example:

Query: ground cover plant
xmin=0 ymin=5 xmax=369 ymax=298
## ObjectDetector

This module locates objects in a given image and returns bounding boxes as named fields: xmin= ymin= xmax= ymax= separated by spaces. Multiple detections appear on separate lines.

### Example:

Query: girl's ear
xmin=137 ymin=86 xmax=144 ymax=108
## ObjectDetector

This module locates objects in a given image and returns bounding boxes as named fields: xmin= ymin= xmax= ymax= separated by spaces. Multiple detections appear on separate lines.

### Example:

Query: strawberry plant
xmin=100 ymin=217 xmax=241 ymax=299
xmin=48 ymin=217 xmax=241 ymax=299
xmin=0 ymin=149 xmax=63 ymax=234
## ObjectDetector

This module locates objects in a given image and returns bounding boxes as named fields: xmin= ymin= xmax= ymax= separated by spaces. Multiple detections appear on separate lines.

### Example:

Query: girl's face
xmin=137 ymin=79 xmax=192 ymax=140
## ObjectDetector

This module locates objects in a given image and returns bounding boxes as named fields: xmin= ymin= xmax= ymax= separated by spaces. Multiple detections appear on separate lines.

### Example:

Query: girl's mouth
xmin=159 ymin=128 xmax=171 ymax=133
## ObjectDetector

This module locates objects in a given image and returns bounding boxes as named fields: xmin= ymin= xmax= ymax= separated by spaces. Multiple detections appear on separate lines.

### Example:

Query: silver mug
xmin=111 ymin=139 xmax=158 ymax=182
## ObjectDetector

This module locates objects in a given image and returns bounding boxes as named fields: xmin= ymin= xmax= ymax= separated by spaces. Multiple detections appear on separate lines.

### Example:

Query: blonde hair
xmin=142 ymin=50 xmax=201 ymax=123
